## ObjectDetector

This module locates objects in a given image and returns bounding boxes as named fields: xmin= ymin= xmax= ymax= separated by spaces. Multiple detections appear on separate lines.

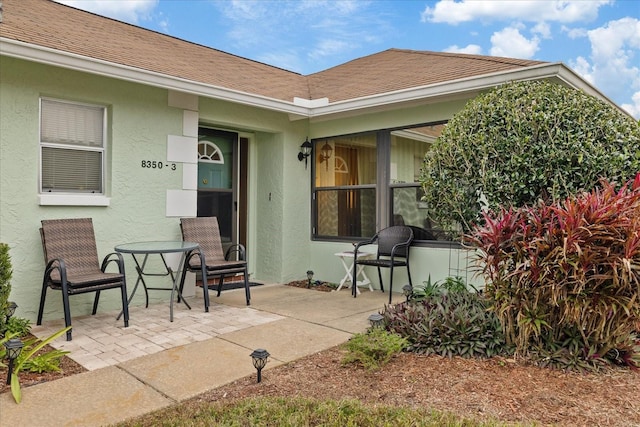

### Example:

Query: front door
xmin=197 ymin=128 xmax=247 ymax=254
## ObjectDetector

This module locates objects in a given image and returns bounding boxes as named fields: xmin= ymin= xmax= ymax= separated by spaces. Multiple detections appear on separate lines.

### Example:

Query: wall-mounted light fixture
xmin=298 ymin=138 xmax=312 ymax=169
xmin=318 ymin=141 xmax=333 ymax=171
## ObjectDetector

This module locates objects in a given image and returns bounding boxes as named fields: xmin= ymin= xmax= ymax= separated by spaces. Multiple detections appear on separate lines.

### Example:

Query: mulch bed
xmin=0 ymin=334 xmax=87 ymax=395
xmin=284 ymin=279 xmax=337 ymax=292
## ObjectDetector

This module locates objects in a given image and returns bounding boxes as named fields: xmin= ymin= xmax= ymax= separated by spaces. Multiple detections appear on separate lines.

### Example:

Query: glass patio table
xmin=115 ymin=241 xmax=199 ymax=322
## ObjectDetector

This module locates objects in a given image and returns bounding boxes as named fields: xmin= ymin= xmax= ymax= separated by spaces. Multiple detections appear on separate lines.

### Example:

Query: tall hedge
xmin=420 ymin=80 xmax=640 ymax=233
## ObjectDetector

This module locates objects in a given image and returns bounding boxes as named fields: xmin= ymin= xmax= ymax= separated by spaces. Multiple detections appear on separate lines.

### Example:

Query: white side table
xmin=334 ymin=251 xmax=375 ymax=294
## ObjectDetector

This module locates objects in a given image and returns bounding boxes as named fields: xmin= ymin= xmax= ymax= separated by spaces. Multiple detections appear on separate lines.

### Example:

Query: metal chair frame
xmin=178 ymin=217 xmax=250 ymax=311
xmin=38 ymin=218 xmax=129 ymax=341
xmin=352 ymin=225 xmax=414 ymax=304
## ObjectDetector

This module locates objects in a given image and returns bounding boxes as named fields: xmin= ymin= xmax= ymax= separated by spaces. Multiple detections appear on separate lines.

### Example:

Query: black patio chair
xmin=352 ymin=225 xmax=414 ymax=304
xmin=179 ymin=217 xmax=250 ymax=312
xmin=38 ymin=218 xmax=129 ymax=341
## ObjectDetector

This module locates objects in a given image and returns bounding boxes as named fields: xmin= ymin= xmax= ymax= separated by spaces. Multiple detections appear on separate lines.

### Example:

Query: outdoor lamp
xmin=318 ymin=141 xmax=333 ymax=171
xmin=298 ymin=137 xmax=312 ymax=169
xmin=250 ymin=348 xmax=270 ymax=383
xmin=402 ymin=284 xmax=413 ymax=303
xmin=5 ymin=301 xmax=17 ymax=322
xmin=368 ymin=313 xmax=384 ymax=328
xmin=4 ymin=338 xmax=23 ymax=385
xmin=306 ymin=270 xmax=314 ymax=288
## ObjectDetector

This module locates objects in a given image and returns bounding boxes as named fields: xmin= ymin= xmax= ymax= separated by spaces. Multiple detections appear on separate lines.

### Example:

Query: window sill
xmin=38 ymin=194 xmax=111 ymax=206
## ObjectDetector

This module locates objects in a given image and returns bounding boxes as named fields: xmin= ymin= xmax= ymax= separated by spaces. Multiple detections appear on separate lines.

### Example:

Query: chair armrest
xmin=389 ymin=235 xmax=413 ymax=259
xmin=44 ymin=258 xmax=67 ymax=283
xmin=101 ymin=252 xmax=125 ymax=274
xmin=225 ymin=244 xmax=246 ymax=261
xmin=354 ymin=236 xmax=377 ymax=257
xmin=184 ymin=248 xmax=204 ymax=268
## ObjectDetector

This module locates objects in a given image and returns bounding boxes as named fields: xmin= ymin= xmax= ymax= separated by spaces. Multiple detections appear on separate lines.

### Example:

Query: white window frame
xmin=38 ymin=98 xmax=110 ymax=206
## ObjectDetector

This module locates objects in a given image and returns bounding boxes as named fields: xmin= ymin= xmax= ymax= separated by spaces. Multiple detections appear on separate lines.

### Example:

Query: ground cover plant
xmin=384 ymin=277 xmax=510 ymax=359
xmin=466 ymin=175 xmax=640 ymax=371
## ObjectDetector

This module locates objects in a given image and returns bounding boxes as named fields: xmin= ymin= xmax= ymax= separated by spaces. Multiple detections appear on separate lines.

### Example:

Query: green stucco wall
xmin=1 ymin=56 xmax=477 ymax=324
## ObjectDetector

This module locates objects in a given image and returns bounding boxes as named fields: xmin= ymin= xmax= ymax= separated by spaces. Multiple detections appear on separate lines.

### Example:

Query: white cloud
xmin=55 ymin=0 xmax=158 ymax=24
xmin=490 ymin=26 xmax=540 ymax=59
xmin=569 ymin=17 xmax=640 ymax=118
xmin=444 ymin=44 xmax=483 ymax=55
xmin=563 ymin=26 xmax=588 ymax=39
xmin=532 ymin=22 xmax=551 ymax=39
xmin=621 ymin=91 xmax=640 ymax=118
xmin=422 ymin=0 xmax=612 ymax=25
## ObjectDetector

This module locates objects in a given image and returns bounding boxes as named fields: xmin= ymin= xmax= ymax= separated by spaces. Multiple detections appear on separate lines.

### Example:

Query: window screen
xmin=40 ymin=99 xmax=105 ymax=193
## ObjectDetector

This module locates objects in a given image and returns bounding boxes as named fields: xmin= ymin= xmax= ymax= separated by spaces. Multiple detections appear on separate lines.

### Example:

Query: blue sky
xmin=56 ymin=1 xmax=640 ymax=118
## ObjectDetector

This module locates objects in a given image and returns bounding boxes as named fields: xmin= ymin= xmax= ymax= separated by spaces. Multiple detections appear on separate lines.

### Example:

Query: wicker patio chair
xmin=179 ymin=217 xmax=250 ymax=312
xmin=38 ymin=218 xmax=129 ymax=341
xmin=353 ymin=225 xmax=414 ymax=304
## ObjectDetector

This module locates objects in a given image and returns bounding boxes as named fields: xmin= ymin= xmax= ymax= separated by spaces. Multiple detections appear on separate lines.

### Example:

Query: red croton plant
xmin=466 ymin=173 xmax=640 ymax=371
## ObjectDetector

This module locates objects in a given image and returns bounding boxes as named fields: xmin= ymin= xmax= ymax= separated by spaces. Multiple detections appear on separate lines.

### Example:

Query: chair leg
xmin=243 ymin=270 xmax=251 ymax=306
xmin=406 ymin=263 xmax=413 ymax=287
xmin=352 ymin=259 xmax=358 ymax=298
xmin=388 ymin=266 xmax=394 ymax=305
xmin=92 ymin=290 xmax=101 ymax=315
xmin=37 ymin=279 xmax=49 ymax=325
xmin=61 ymin=283 xmax=73 ymax=341
xmin=216 ymin=275 xmax=224 ymax=297
xmin=377 ymin=267 xmax=384 ymax=292
xmin=120 ymin=282 xmax=129 ymax=328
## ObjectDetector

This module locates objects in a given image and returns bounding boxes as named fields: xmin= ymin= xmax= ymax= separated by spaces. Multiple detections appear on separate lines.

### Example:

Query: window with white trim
xmin=40 ymin=98 xmax=106 ymax=194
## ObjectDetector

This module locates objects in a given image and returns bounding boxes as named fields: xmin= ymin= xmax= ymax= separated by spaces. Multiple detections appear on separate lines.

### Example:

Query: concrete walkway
xmin=0 ymin=284 xmax=399 ymax=426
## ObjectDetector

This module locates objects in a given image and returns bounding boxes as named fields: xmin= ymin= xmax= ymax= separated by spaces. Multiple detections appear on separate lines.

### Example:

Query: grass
xmin=117 ymin=396 xmax=530 ymax=427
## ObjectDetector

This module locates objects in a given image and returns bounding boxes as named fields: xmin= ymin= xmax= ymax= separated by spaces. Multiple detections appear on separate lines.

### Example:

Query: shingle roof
xmin=0 ymin=0 xmax=546 ymax=104
xmin=308 ymin=49 xmax=545 ymax=103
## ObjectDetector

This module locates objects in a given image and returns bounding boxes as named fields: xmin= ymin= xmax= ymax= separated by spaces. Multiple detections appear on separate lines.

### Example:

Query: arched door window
xmin=198 ymin=140 xmax=224 ymax=164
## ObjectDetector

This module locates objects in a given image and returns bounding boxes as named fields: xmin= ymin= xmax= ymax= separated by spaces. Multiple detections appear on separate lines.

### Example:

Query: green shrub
xmin=420 ymin=80 xmax=640 ymax=234
xmin=0 ymin=243 xmax=13 ymax=333
xmin=342 ymin=328 xmax=407 ymax=371
xmin=385 ymin=290 xmax=509 ymax=359
xmin=466 ymin=175 xmax=640 ymax=371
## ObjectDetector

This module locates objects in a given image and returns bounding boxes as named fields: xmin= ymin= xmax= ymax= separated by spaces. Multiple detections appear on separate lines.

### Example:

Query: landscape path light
xmin=4 ymin=338 xmax=23 ymax=385
xmin=402 ymin=284 xmax=413 ymax=303
xmin=368 ymin=313 xmax=384 ymax=328
xmin=5 ymin=301 xmax=17 ymax=323
xmin=250 ymin=348 xmax=270 ymax=383
xmin=306 ymin=270 xmax=314 ymax=288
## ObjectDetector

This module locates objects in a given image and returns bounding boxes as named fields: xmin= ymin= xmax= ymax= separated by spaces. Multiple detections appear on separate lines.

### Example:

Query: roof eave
xmin=308 ymin=62 xmax=632 ymax=121
xmin=2 ymin=38 xmax=629 ymax=121
xmin=0 ymin=37 xmax=311 ymax=118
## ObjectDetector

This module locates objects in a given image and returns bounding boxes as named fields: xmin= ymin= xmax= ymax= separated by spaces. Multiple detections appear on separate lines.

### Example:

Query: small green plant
xmin=410 ymin=275 xmax=472 ymax=301
xmin=1 ymin=326 xmax=71 ymax=403
xmin=342 ymin=327 xmax=407 ymax=371
xmin=3 ymin=316 xmax=31 ymax=337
